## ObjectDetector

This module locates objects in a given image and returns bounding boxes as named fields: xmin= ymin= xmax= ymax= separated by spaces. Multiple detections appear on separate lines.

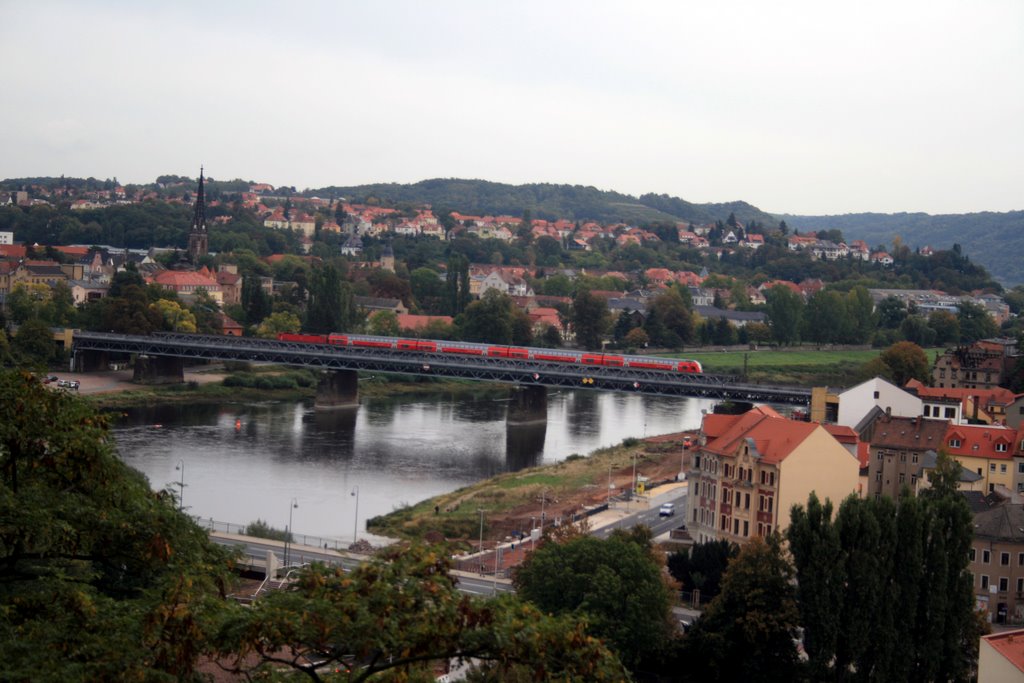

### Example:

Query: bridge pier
xmin=506 ymin=422 xmax=546 ymax=471
xmin=507 ymin=385 xmax=547 ymax=426
xmin=315 ymin=370 xmax=360 ymax=410
xmin=75 ymin=349 xmax=110 ymax=372
xmin=132 ymin=355 xmax=184 ymax=384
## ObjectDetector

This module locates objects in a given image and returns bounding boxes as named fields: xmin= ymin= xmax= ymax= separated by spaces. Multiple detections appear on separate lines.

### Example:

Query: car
xmin=44 ymin=375 xmax=58 ymax=384
xmin=57 ymin=379 xmax=69 ymax=388
xmin=68 ymin=380 xmax=80 ymax=390
xmin=659 ymin=503 xmax=675 ymax=517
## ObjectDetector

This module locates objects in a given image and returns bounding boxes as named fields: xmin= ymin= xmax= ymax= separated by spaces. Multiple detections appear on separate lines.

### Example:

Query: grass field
xmin=667 ymin=347 xmax=944 ymax=387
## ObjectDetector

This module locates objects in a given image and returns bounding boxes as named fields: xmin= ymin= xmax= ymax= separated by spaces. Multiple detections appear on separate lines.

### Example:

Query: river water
xmin=112 ymin=390 xmax=714 ymax=542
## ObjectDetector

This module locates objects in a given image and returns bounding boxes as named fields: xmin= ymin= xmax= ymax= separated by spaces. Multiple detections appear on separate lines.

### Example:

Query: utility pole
xmin=478 ymin=508 xmax=485 ymax=575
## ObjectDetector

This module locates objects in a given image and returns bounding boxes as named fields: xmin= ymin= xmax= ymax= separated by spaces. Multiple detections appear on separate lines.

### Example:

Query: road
xmin=590 ymin=491 xmax=689 ymax=539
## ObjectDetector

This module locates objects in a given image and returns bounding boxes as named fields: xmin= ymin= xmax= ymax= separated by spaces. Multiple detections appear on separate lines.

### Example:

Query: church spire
xmin=188 ymin=166 xmax=209 ymax=264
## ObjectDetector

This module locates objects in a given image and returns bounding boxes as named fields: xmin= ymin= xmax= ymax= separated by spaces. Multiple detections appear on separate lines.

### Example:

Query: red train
xmin=277 ymin=332 xmax=703 ymax=374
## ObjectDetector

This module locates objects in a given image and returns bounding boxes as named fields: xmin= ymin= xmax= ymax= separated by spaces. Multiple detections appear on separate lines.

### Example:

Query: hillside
xmin=307 ymin=178 xmax=777 ymax=226
xmin=780 ymin=211 xmax=1024 ymax=286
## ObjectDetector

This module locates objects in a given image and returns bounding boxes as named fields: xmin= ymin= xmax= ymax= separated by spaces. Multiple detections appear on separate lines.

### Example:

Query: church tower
xmin=187 ymin=167 xmax=208 ymax=264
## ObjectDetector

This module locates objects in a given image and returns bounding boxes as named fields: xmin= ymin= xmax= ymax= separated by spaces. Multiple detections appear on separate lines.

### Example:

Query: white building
xmin=0 ymin=231 xmax=12 ymax=245
xmin=836 ymin=376 xmax=923 ymax=428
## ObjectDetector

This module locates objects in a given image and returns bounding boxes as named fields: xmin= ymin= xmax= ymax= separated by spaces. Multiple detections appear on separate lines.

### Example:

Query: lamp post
xmin=608 ymin=463 xmax=613 ymax=507
xmin=629 ymin=450 xmax=638 ymax=512
xmin=540 ymin=490 xmax=546 ymax=529
xmin=351 ymin=486 xmax=360 ymax=544
xmin=175 ymin=460 xmax=185 ymax=512
xmin=530 ymin=516 xmax=536 ymax=551
xmin=284 ymin=497 xmax=298 ymax=567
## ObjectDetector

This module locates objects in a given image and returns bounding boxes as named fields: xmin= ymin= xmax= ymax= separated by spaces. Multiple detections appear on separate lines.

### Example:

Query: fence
xmin=194 ymin=517 xmax=355 ymax=552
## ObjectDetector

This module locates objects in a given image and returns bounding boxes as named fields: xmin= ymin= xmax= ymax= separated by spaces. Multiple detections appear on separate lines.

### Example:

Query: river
xmin=112 ymin=390 xmax=715 ymax=542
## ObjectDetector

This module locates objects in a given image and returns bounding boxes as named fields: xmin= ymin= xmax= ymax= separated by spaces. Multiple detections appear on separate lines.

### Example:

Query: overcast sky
xmin=2 ymin=1 xmax=1021 ymax=215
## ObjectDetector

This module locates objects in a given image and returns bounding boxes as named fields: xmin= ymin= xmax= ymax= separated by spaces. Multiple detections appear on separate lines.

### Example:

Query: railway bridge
xmin=71 ymin=331 xmax=812 ymax=418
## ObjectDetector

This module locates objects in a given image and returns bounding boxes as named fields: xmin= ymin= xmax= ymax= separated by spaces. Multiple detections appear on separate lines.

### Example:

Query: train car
xmin=278 ymin=332 xmax=704 ymax=375
xmin=437 ymin=341 xmax=486 ymax=356
xmin=278 ymin=332 xmax=328 ymax=344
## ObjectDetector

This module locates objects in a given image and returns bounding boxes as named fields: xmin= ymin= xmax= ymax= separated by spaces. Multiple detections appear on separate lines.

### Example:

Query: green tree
xmin=683 ymin=536 xmax=801 ymax=682
xmin=306 ymin=263 xmax=355 ymax=333
xmin=47 ymin=281 xmax=77 ymax=327
xmin=928 ymin=310 xmax=960 ymax=345
xmin=765 ymin=285 xmax=804 ymax=345
xmin=647 ymin=288 xmax=694 ymax=348
xmin=11 ymin=317 xmax=56 ymax=365
xmin=6 ymin=282 xmax=50 ymax=324
xmin=255 ymin=311 xmax=302 ymax=338
xmin=667 ymin=539 xmax=737 ymax=600
xmin=876 ymin=296 xmax=908 ymax=329
xmin=367 ymin=309 xmax=401 ymax=336
xmin=572 ymin=288 xmax=610 ymax=350
xmin=445 ymin=253 xmax=471 ymax=315
xmin=213 ymin=546 xmax=626 ymax=681
xmin=409 ymin=266 xmax=445 ymax=314
xmin=240 ymin=275 xmax=272 ymax=326
xmin=0 ymin=370 xmax=232 ymax=680
xmin=152 ymin=298 xmax=197 ymax=332
xmin=957 ymin=300 xmax=998 ymax=342
xmin=513 ymin=531 xmax=673 ymax=671
xmin=461 ymin=289 xmax=515 ymax=344
xmin=879 ymin=340 xmax=930 ymax=386
xmin=786 ymin=493 xmax=844 ymax=679
xmin=845 ymin=286 xmax=876 ymax=343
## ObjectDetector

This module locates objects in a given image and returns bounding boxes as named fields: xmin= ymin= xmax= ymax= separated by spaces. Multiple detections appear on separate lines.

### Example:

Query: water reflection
xmin=112 ymin=391 xmax=714 ymax=539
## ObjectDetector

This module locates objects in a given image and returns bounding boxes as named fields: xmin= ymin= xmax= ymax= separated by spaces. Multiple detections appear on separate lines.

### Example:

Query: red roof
xmin=0 ymin=245 xmax=27 ymax=258
xmin=53 ymin=245 xmax=90 ymax=257
xmin=395 ymin=314 xmax=453 ymax=330
xmin=944 ymin=423 xmax=1018 ymax=460
xmin=982 ymin=629 xmax=1024 ymax=673
xmin=152 ymin=270 xmax=219 ymax=287
xmin=702 ymin=407 xmax=817 ymax=465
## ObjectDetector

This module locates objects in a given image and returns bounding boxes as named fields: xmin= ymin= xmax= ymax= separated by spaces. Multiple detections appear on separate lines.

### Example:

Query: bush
xmin=245 ymin=518 xmax=292 ymax=542
xmin=621 ymin=437 xmax=640 ymax=447
xmin=564 ymin=453 xmax=586 ymax=462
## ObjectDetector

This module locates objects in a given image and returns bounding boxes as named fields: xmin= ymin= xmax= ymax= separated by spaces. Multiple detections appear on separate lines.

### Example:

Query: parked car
xmin=68 ymin=380 xmax=80 ymax=390
xmin=659 ymin=503 xmax=675 ymax=517
xmin=57 ymin=379 xmax=69 ymax=388
xmin=44 ymin=375 xmax=58 ymax=384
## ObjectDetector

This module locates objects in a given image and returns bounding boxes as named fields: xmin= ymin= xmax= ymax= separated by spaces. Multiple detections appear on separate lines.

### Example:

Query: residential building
xmin=933 ymin=339 xmax=1019 ymax=390
xmin=970 ymin=500 xmax=1024 ymax=624
xmin=945 ymin=423 xmax=1022 ymax=493
xmin=862 ymin=415 xmax=948 ymax=499
xmin=149 ymin=268 xmax=223 ymax=305
xmin=686 ymin=406 xmax=860 ymax=545
xmin=836 ymin=376 xmax=923 ymax=427
xmin=979 ymin=629 xmax=1024 ymax=681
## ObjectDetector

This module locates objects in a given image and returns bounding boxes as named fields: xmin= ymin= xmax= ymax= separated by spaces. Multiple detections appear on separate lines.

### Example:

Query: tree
xmin=876 ymin=296 xmax=908 ymax=329
xmin=647 ymin=288 xmax=694 ymax=348
xmin=957 ymin=300 xmax=998 ymax=342
xmin=367 ymin=309 xmax=401 ymax=336
xmin=213 ymin=546 xmax=626 ymax=681
xmin=928 ymin=310 xmax=960 ymax=345
xmin=47 ymin=281 xmax=77 ymax=327
xmin=667 ymin=539 xmax=737 ymax=601
xmin=306 ymin=263 xmax=355 ymax=334
xmin=572 ymin=288 xmax=610 ymax=350
xmin=765 ymin=285 xmax=803 ymax=345
xmin=683 ymin=536 xmax=801 ymax=682
xmin=445 ymin=253 xmax=471 ymax=315
xmin=240 ymin=275 xmax=272 ymax=326
xmin=255 ymin=311 xmax=301 ymax=338
xmin=786 ymin=494 xmax=844 ymax=679
xmin=624 ymin=327 xmax=649 ymax=350
xmin=0 ymin=370 xmax=232 ymax=680
xmin=461 ymin=289 xmax=515 ymax=344
xmin=879 ymin=340 xmax=930 ymax=386
xmin=409 ymin=266 xmax=445 ymax=314
xmin=11 ymin=317 xmax=55 ymax=365
xmin=844 ymin=286 xmax=876 ymax=343
xmin=513 ymin=531 xmax=673 ymax=671
xmin=6 ymin=282 xmax=51 ymax=324
xmin=151 ymin=298 xmax=197 ymax=333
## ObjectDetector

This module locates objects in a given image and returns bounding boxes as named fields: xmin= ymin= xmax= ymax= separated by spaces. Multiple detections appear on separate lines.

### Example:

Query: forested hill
xmin=780 ymin=211 xmax=1024 ymax=286
xmin=307 ymin=178 xmax=777 ymax=226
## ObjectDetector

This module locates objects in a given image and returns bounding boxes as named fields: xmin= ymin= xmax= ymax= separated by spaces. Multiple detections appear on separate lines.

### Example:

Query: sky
xmin=2 ymin=1 xmax=1022 ymax=215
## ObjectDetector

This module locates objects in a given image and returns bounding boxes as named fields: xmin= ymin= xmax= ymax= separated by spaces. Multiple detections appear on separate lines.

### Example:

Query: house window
xmin=874 ymin=391 xmax=880 ymax=399
xmin=924 ymin=405 xmax=931 ymax=417
xmin=912 ymin=454 xmax=919 ymax=464
xmin=877 ymin=451 xmax=883 ymax=460
xmin=720 ymin=514 xmax=728 ymax=531
xmin=1002 ymin=552 xmax=1011 ymax=566
xmin=744 ymin=493 xmax=750 ymax=510
xmin=1018 ymin=552 xmax=1024 ymax=566
xmin=743 ymin=520 xmax=749 ymax=537
xmin=1018 ymin=578 xmax=1024 ymax=593
xmin=900 ymin=453 xmax=907 ymax=462
xmin=950 ymin=439 xmax=961 ymax=448
xmin=970 ymin=548 xmax=977 ymax=562
xmin=1001 ymin=464 xmax=1008 ymax=473
xmin=991 ymin=463 xmax=997 ymax=473
xmin=1000 ymin=577 xmax=1010 ymax=592
xmin=734 ymin=519 xmax=740 ymax=534
xmin=996 ymin=443 xmax=1008 ymax=453
xmin=769 ymin=472 xmax=775 ymax=486
xmin=875 ymin=472 xmax=882 ymax=482
xmin=735 ymin=491 xmax=741 ymax=506
xmin=899 ymin=473 xmax=905 ymax=483
xmin=983 ymin=550 xmax=991 ymax=564
xmin=981 ymin=575 xmax=989 ymax=589
xmin=911 ymin=474 xmax=917 ymax=485
xmin=945 ymin=408 xmax=956 ymax=418
xmin=1019 ymin=462 xmax=1024 ymax=475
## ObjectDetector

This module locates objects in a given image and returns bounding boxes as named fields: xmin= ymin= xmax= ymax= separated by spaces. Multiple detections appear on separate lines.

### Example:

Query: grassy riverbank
xmin=367 ymin=437 xmax=687 ymax=545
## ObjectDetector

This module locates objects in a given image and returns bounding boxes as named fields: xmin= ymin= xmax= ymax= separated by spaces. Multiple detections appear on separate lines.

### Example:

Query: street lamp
xmin=284 ymin=498 xmax=298 ymax=567
xmin=629 ymin=450 xmax=638 ymax=512
xmin=351 ymin=486 xmax=360 ymax=544
xmin=608 ymin=463 xmax=613 ymax=507
xmin=175 ymin=460 xmax=185 ymax=512
xmin=540 ymin=490 xmax=547 ymax=529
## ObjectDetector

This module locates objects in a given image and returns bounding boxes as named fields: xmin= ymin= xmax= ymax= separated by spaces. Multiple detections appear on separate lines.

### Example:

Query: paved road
xmin=591 ymin=492 xmax=689 ymax=539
